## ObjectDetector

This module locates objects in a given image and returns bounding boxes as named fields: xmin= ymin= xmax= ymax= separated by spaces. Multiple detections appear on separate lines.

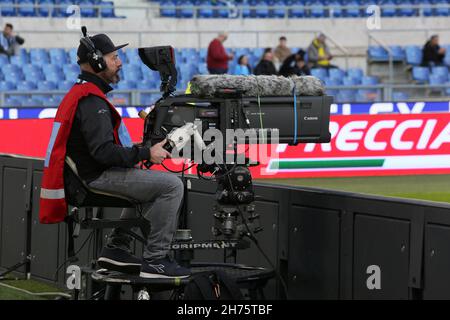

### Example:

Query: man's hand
xmin=439 ymin=47 xmax=446 ymax=55
xmin=150 ymin=139 xmax=171 ymax=164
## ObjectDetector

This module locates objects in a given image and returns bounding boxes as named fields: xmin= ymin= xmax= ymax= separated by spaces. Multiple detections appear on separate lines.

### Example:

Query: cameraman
xmin=41 ymin=33 xmax=190 ymax=279
xmin=0 ymin=23 xmax=25 ymax=57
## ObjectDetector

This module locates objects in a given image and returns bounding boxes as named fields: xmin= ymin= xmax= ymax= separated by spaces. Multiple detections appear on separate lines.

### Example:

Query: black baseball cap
xmin=77 ymin=33 xmax=128 ymax=64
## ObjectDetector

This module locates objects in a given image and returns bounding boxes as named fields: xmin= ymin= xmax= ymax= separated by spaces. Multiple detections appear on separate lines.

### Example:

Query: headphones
xmin=79 ymin=26 xmax=107 ymax=73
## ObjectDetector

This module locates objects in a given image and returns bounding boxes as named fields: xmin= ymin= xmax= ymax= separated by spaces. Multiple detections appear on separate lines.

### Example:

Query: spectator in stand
xmin=274 ymin=36 xmax=291 ymax=69
xmin=0 ymin=23 xmax=25 ymax=58
xmin=307 ymin=33 xmax=337 ymax=69
xmin=233 ymin=55 xmax=252 ymax=75
xmin=254 ymin=48 xmax=278 ymax=76
xmin=421 ymin=35 xmax=446 ymax=68
xmin=206 ymin=31 xmax=234 ymax=74
xmin=279 ymin=49 xmax=310 ymax=77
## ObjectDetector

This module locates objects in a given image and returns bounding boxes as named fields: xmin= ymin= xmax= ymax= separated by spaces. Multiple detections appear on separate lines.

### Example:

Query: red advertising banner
xmin=0 ymin=113 xmax=449 ymax=178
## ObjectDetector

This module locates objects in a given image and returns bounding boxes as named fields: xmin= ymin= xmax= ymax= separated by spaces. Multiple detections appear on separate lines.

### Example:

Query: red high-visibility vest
xmin=39 ymin=82 xmax=122 ymax=224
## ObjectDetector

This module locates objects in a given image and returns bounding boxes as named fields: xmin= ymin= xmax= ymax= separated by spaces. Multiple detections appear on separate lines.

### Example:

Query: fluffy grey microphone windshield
xmin=189 ymin=75 xmax=325 ymax=97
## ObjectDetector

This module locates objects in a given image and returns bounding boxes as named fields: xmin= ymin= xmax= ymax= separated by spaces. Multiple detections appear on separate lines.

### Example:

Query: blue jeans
xmin=88 ymin=167 xmax=184 ymax=261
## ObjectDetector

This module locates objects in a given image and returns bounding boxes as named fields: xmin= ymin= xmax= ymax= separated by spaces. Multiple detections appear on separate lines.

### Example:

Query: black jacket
xmin=422 ymin=41 xmax=445 ymax=66
xmin=66 ymin=71 xmax=150 ymax=183
xmin=279 ymin=54 xmax=311 ymax=77
xmin=254 ymin=60 xmax=277 ymax=76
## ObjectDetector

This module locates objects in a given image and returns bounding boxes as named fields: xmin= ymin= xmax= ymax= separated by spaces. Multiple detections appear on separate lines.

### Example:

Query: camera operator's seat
xmin=64 ymin=156 xmax=150 ymax=261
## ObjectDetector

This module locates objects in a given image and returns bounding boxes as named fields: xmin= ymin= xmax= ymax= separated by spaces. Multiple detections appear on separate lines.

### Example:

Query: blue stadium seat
xmin=392 ymin=91 xmax=409 ymax=101
xmin=18 ymin=0 xmax=36 ymax=16
xmin=347 ymin=68 xmax=364 ymax=79
xmin=412 ymin=66 xmax=429 ymax=83
xmin=5 ymin=97 xmax=22 ymax=107
xmin=79 ymin=0 xmax=97 ymax=17
xmin=0 ymin=81 xmax=16 ymax=91
xmin=9 ymin=55 xmax=29 ymax=65
xmin=215 ymin=2 xmax=229 ymax=18
xmin=342 ymin=77 xmax=361 ymax=86
xmin=22 ymin=98 xmax=42 ymax=107
xmin=68 ymin=48 xmax=78 ymax=64
xmin=37 ymin=0 xmax=55 ymax=17
xmin=345 ymin=1 xmax=361 ymax=17
xmin=323 ymin=77 xmax=342 ymax=86
xmin=49 ymin=48 xmax=68 ymax=65
xmin=177 ymin=0 xmax=194 ymax=18
xmin=58 ymin=80 xmax=74 ymax=90
xmin=30 ymin=49 xmax=50 ymax=65
xmin=361 ymin=76 xmax=379 ymax=85
xmin=17 ymin=81 xmax=38 ymax=91
xmin=329 ymin=1 xmax=343 ymax=17
xmin=310 ymin=68 xmax=328 ymax=80
xmin=117 ymin=80 xmax=137 ymax=90
xmin=435 ymin=0 xmax=449 ymax=16
xmin=198 ymin=0 xmax=214 ymax=18
xmin=100 ymin=1 xmax=116 ymax=17
xmin=24 ymin=70 xmax=46 ymax=82
xmin=336 ymin=90 xmax=356 ymax=103
xmin=0 ymin=0 xmax=16 ymax=16
xmin=405 ymin=45 xmax=422 ymax=65
xmin=309 ymin=1 xmax=325 ymax=18
xmin=289 ymin=0 xmax=305 ymax=17
xmin=3 ymin=69 xmax=25 ymax=82
xmin=421 ymin=1 xmax=434 ymax=16
xmin=368 ymin=46 xmax=389 ymax=61
xmin=381 ymin=0 xmax=397 ymax=17
xmin=432 ymin=66 xmax=449 ymax=81
xmin=272 ymin=0 xmax=286 ymax=18
xmin=429 ymin=74 xmax=445 ymax=86
xmin=38 ymin=81 xmax=58 ymax=91
xmin=0 ymin=55 xmax=8 ymax=66
xmin=397 ymin=0 xmax=416 ymax=16
xmin=255 ymin=1 xmax=270 ymax=18
xmin=329 ymin=68 xmax=346 ymax=79
xmin=388 ymin=45 xmax=405 ymax=61
xmin=160 ymin=0 xmax=176 ymax=17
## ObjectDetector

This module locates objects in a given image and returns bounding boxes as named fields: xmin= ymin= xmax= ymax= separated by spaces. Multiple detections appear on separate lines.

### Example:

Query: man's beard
xmin=101 ymin=68 xmax=121 ymax=84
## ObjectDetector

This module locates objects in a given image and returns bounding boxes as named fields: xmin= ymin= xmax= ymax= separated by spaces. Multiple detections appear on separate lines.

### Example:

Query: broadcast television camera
xmin=137 ymin=46 xmax=333 ymax=250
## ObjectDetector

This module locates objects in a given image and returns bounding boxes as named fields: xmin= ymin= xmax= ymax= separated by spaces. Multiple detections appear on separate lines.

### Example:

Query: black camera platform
xmin=90 ymin=262 xmax=274 ymax=300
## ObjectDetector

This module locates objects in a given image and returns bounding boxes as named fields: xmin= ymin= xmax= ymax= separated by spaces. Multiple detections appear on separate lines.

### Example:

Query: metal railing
xmin=1 ymin=83 xmax=449 ymax=107
xmin=367 ymin=33 xmax=395 ymax=84
xmin=1 ymin=3 xmax=450 ymax=20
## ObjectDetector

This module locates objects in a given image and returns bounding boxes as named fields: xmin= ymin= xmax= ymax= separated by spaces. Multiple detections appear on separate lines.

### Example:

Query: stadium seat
xmin=100 ymin=1 xmax=116 ymax=18
xmin=345 ymin=1 xmax=361 ymax=18
xmin=289 ymin=0 xmax=305 ymax=17
xmin=309 ymin=1 xmax=325 ymax=18
xmin=412 ymin=66 xmax=429 ymax=83
xmin=160 ymin=0 xmax=176 ymax=17
xmin=381 ymin=0 xmax=397 ymax=17
xmin=405 ymin=45 xmax=422 ymax=65
xmin=37 ymin=0 xmax=55 ymax=17
xmin=361 ymin=76 xmax=379 ymax=85
xmin=342 ymin=77 xmax=361 ymax=86
xmin=177 ymin=0 xmax=194 ymax=18
xmin=0 ymin=81 xmax=16 ymax=91
xmin=272 ymin=0 xmax=286 ymax=18
xmin=18 ymin=0 xmax=36 ymax=16
xmin=392 ymin=91 xmax=409 ymax=101
xmin=310 ymin=68 xmax=328 ymax=80
xmin=368 ymin=46 xmax=389 ymax=61
xmin=388 ymin=45 xmax=406 ymax=61
xmin=198 ymin=0 xmax=214 ymax=18
xmin=79 ymin=0 xmax=97 ymax=17
xmin=347 ymin=68 xmax=364 ymax=79
xmin=0 ymin=0 xmax=16 ymax=16
xmin=5 ymin=97 xmax=22 ymax=107
xmin=58 ymin=81 xmax=74 ymax=91
xmin=22 ymin=98 xmax=42 ymax=107
xmin=38 ymin=81 xmax=58 ymax=91
xmin=432 ymin=66 xmax=449 ymax=81
xmin=329 ymin=68 xmax=346 ymax=79
xmin=435 ymin=0 xmax=449 ymax=16
xmin=17 ymin=81 xmax=38 ymax=91
xmin=336 ymin=90 xmax=356 ymax=103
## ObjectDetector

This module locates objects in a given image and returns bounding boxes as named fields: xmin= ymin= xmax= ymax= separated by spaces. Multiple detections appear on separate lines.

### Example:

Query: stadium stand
xmin=0 ymin=43 xmax=449 ymax=105
xmin=149 ymin=0 xmax=450 ymax=19
xmin=0 ymin=0 xmax=119 ymax=18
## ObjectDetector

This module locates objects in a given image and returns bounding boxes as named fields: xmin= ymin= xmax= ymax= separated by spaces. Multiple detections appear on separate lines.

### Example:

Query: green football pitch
xmin=258 ymin=174 xmax=450 ymax=204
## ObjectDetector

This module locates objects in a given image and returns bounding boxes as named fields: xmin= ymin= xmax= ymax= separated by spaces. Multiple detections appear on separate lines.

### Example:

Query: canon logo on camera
xmin=304 ymin=116 xmax=319 ymax=121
